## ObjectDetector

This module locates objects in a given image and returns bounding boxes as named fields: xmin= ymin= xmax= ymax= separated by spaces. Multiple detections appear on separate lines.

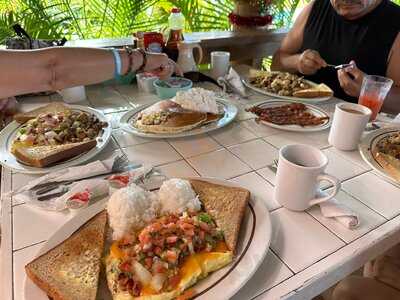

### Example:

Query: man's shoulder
xmin=386 ymin=1 xmax=400 ymax=17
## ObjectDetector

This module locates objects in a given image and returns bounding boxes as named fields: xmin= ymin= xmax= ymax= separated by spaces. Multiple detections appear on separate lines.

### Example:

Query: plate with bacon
xmin=246 ymin=100 xmax=331 ymax=132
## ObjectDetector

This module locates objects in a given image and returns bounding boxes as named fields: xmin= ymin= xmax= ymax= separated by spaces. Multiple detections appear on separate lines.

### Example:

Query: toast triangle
xmin=189 ymin=179 xmax=250 ymax=253
xmin=25 ymin=211 xmax=108 ymax=300
xmin=12 ymin=139 xmax=97 ymax=167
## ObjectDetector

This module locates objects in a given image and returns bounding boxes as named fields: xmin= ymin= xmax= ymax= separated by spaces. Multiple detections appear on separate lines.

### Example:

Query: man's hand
xmin=337 ymin=61 xmax=365 ymax=97
xmin=144 ymin=52 xmax=183 ymax=79
xmin=297 ymin=49 xmax=327 ymax=75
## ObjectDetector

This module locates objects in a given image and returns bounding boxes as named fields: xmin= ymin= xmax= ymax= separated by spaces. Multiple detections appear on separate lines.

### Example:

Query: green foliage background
xmin=0 ymin=0 xmax=305 ymax=42
xmin=0 ymin=0 xmax=399 ymax=43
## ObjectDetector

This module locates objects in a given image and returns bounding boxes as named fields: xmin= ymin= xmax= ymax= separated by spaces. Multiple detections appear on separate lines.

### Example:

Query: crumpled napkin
xmin=15 ymin=179 xmax=109 ymax=212
xmin=217 ymin=67 xmax=248 ymax=98
xmin=317 ymin=191 xmax=360 ymax=229
xmin=12 ymin=158 xmax=115 ymax=195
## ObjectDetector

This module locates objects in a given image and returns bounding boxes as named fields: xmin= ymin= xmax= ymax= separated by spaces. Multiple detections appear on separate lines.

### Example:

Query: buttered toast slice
xmin=12 ymin=139 xmax=97 ymax=167
xmin=189 ymin=179 xmax=250 ymax=253
xmin=25 ymin=211 xmax=108 ymax=300
xmin=293 ymin=83 xmax=333 ymax=98
xmin=14 ymin=102 xmax=70 ymax=123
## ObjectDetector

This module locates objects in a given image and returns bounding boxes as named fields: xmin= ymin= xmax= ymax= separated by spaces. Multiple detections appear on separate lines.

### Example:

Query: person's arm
xmin=337 ymin=34 xmax=400 ymax=114
xmin=383 ymin=33 xmax=400 ymax=114
xmin=271 ymin=1 xmax=327 ymax=74
xmin=0 ymin=47 xmax=178 ymax=98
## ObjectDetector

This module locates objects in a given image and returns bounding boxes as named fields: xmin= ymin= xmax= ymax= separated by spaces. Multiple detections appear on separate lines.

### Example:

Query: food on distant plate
xmin=173 ymin=88 xmax=220 ymax=115
xmin=14 ymin=102 xmax=70 ymax=124
xmin=105 ymin=178 xmax=249 ymax=299
xmin=373 ymin=131 xmax=400 ymax=182
xmin=248 ymin=69 xmax=333 ymax=98
xmin=12 ymin=140 xmax=97 ymax=168
xmin=292 ymin=83 xmax=334 ymax=98
xmin=246 ymin=103 xmax=329 ymax=127
xmin=133 ymin=88 xmax=223 ymax=134
xmin=11 ymin=104 xmax=108 ymax=167
xmin=25 ymin=211 xmax=108 ymax=300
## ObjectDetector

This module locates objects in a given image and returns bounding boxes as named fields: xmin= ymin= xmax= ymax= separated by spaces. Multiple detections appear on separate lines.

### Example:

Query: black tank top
xmin=301 ymin=0 xmax=400 ymax=102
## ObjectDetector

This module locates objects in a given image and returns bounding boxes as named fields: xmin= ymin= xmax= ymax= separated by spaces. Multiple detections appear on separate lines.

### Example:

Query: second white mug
xmin=274 ymin=144 xmax=341 ymax=211
xmin=328 ymin=103 xmax=372 ymax=151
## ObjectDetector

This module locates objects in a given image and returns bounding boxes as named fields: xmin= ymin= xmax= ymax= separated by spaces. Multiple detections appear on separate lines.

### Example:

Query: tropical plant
xmin=0 ymin=0 xmax=303 ymax=43
xmin=2 ymin=0 xmax=399 ymax=44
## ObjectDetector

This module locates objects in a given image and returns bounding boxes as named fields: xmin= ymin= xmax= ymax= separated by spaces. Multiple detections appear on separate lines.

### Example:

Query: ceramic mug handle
xmin=194 ymin=44 xmax=203 ymax=65
xmin=309 ymin=174 xmax=341 ymax=206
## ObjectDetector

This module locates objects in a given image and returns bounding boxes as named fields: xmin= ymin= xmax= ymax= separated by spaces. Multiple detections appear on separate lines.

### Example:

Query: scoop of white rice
xmin=173 ymin=88 xmax=219 ymax=114
xmin=107 ymin=184 xmax=160 ymax=240
xmin=159 ymin=178 xmax=201 ymax=214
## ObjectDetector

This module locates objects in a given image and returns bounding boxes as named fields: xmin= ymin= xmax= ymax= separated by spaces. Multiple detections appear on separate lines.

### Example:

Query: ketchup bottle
xmin=165 ymin=8 xmax=185 ymax=61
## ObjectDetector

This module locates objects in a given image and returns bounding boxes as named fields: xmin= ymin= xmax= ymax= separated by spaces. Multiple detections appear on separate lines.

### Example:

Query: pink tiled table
xmin=2 ymin=73 xmax=400 ymax=300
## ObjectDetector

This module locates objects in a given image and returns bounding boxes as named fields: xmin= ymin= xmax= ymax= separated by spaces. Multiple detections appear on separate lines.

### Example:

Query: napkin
xmin=217 ymin=67 xmax=248 ymax=98
xmin=16 ymin=179 xmax=109 ymax=212
xmin=317 ymin=191 xmax=360 ymax=229
xmin=13 ymin=157 xmax=115 ymax=195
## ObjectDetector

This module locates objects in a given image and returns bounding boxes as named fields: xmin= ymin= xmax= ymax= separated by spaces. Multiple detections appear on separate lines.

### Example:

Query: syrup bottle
xmin=165 ymin=8 xmax=185 ymax=61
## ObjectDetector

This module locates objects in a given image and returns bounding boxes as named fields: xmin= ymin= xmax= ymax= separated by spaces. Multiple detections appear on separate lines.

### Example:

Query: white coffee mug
xmin=59 ymin=86 xmax=86 ymax=103
xmin=274 ymin=144 xmax=341 ymax=211
xmin=211 ymin=51 xmax=230 ymax=79
xmin=328 ymin=103 xmax=372 ymax=151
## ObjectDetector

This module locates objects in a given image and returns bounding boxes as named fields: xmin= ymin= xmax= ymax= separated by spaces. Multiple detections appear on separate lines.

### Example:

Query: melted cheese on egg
xmin=108 ymin=242 xmax=233 ymax=300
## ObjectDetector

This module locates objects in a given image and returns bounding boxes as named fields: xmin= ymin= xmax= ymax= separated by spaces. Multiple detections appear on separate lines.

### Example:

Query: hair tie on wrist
xmin=111 ymin=48 xmax=122 ymax=78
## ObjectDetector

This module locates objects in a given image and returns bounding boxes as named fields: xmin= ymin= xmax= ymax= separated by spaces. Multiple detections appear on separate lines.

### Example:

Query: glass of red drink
xmin=358 ymin=75 xmax=393 ymax=120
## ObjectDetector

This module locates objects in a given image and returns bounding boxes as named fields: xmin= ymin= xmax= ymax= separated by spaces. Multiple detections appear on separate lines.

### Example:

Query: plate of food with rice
xmin=24 ymin=177 xmax=272 ymax=300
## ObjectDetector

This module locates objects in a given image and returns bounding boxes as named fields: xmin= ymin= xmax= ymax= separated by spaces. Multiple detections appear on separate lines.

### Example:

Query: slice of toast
xmin=293 ymin=83 xmax=333 ymax=98
xmin=25 ymin=211 xmax=108 ymax=300
xmin=12 ymin=139 xmax=97 ymax=167
xmin=14 ymin=102 xmax=70 ymax=123
xmin=189 ymin=179 xmax=250 ymax=253
xmin=374 ymin=152 xmax=400 ymax=182
xmin=248 ymin=69 xmax=270 ymax=79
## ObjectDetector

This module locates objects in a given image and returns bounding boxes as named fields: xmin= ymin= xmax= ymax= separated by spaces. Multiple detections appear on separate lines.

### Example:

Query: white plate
xmin=248 ymin=100 xmax=331 ymax=132
xmin=119 ymin=98 xmax=238 ymax=139
xmin=243 ymin=76 xmax=332 ymax=103
xmin=0 ymin=105 xmax=111 ymax=174
xmin=359 ymin=127 xmax=400 ymax=187
xmin=23 ymin=178 xmax=272 ymax=300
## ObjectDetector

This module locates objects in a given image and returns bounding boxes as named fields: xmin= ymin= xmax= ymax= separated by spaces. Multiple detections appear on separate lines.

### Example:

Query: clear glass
xmin=358 ymin=75 xmax=393 ymax=120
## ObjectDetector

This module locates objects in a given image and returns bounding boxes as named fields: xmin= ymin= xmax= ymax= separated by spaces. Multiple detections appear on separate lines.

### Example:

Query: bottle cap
xmin=171 ymin=7 xmax=181 ymax=13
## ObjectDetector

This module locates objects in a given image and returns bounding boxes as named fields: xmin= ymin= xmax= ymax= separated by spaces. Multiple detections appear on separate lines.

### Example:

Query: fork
xmin=326 ymin=63 xmax=353 ymax=70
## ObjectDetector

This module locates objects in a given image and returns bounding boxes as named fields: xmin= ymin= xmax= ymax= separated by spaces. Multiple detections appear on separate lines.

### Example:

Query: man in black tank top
xmin=271 ymin=0 xmax=400 ymax=114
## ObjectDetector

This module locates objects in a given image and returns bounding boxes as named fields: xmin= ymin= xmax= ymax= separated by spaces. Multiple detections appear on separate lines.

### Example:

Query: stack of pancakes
xmin=134 ymin=88 xmax=222 ymax=134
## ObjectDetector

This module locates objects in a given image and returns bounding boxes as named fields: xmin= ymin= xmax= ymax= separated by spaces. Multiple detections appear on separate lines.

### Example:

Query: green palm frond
xmin=0 ymin=0 xmax=314 ymax=42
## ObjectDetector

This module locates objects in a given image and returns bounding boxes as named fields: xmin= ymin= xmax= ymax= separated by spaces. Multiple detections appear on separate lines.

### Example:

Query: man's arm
xmin=383 ymin=33 xmax=400 ymax=114
xmin=271 ymin=1 xmax=326 ymax=74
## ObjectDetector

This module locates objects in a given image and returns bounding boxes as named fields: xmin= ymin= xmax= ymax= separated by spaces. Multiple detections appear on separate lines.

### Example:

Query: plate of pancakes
xmin=119 ymin=88 xmax=238 ymax=138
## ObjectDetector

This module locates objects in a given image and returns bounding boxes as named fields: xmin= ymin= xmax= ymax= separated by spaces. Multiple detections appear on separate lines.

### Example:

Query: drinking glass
xmin=358 ymin=75 xmax=393 ymax=120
